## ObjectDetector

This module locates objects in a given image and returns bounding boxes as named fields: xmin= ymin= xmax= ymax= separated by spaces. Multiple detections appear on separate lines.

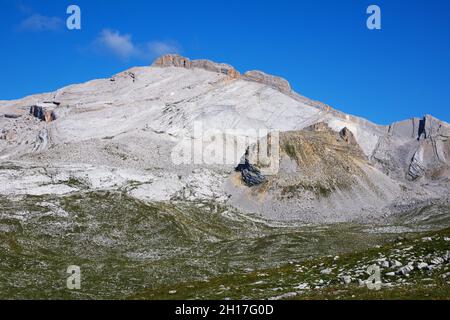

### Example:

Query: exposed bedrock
xmin=372 ymin=115 xmax=450 ymax=181
xmin=152 ymin=54 xmax=240 ymax=78
xmin=192 ymin=59 xmax=241 ymax=78
xmin=152 ymin=54 xmax=192 ymax=69
xmin=339 ymin=127 xmax=359 ymax=146
xmin=33 ymin=129 xmax=49 ymax=152
xmin=227 ymin=125 xmax=403 ymax=222
xmin=235 ymin=148 xmax=266 ymax=187
xmin=243 ymin=70 xmax=291 ymax=94
xmin=30 ymin=105 xmax=56 ymax=122
xmin=1 ymin=54 xmax=449 ymax=223
xmin=408 ymin=145 xmax=426 ymax=180
xmin=152 ymin=54 xmax=291 ymax=93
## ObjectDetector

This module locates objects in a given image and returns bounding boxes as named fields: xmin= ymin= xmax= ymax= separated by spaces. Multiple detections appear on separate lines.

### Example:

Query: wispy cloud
xmin=94 ymin=29 xmax=181 ymax=61
xmin=14 ymin=1 xmax=63 ymax=32
xmin=95 ymin=29 xmax=135 ymax=59
xmin=146 ymin=40 xmax=181 ymax=57
xmin=18 ymin=13 xmax=64 ymax=32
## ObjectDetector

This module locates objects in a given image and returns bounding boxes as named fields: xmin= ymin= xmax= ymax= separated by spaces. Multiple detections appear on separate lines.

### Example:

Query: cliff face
xmin=153 ymin=54 xmax=290 ymax=92
xmin=371 ymin=115 xmax=450 ymax=181
xmin=152 ymin=54 xmax=240 ymax=78
xmin=152 ymin=54 xmax=192 ymax=68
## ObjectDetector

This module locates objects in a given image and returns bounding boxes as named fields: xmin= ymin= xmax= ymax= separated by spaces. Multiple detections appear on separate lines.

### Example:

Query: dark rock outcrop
xmin=3 ymin=114 xmax=22 ymax=119
xmin=30 ymin=106 xmax=56 ymax=123
xmin=235 ymin=149 xmax=266 ymax=187
xmin=340 ymin=127 xmax=358 ymax=146
xmin=43 ymin=101 xmax=61 ymax=106
xmin=30 ymin=105 xmax=44 ymax=120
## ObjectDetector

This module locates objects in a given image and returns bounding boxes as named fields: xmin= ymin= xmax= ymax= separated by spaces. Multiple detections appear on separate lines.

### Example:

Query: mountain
xmin=2 ymin=54 xmax=450 ymax=300
xmin=0 ymin=54 xmax=449 ymax=223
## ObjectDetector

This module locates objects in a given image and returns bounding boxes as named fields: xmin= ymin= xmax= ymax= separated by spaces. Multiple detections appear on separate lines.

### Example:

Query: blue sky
xmin=0 ymin=0 xmax=449 ymax=124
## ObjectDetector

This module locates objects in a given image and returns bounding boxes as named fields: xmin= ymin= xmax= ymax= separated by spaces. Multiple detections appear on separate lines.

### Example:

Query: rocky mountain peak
xmin=152 ymin=54 xmax=291 ymax=94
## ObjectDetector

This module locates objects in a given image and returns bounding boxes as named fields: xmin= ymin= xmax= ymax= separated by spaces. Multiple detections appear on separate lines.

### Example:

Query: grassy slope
xmin=1 ymin=192 xmax=449 ymax=299
xmin=131 ymin=228 xmax=450 ymax=300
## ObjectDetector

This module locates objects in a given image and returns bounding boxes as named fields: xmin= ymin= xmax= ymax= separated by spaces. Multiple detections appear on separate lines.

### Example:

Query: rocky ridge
xmin=153 ymin=54 xmax=291 ymax=94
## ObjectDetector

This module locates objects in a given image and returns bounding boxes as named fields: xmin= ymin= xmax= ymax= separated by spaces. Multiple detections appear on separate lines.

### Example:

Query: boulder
xmin=3 ymin=114 xmax=22 ymax=119
xmin=340 ymin=127 xmax=358 ymax=146
xmin=380 ymin=260 xmax=390 ymax=268
xmin=320 ymin=268 xmax=332 ymax=275
xmin=390 ymin=260 xmax=402 ymax=268
xmin=443 ymin=251 xmax=450 ymax=262
xmin=269 ymin=292 xmax=298 ymax=300
xmin=340 ymin=276 xmax=352 ymax=284
xmin=417 ymin=262 xmax=428 ymax=270
xmin=235 ymin=150 xmax=266 ymax=187
xmin=398 ymin=265 xmax=414 ymax=276
xmin=430 ymin=257 xmax=444 ymax=265
xmin=294 ymin=283 xmax=310 ymax=290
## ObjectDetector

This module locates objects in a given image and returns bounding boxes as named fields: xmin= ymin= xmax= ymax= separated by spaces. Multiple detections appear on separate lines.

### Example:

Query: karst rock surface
xmin=0 ymin=54 xmax=449 ymax=223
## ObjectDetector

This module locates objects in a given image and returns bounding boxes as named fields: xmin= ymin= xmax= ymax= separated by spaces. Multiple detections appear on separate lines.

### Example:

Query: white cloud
xmin=19 ymin=13 xmax=63 ymax=32
xmin=96 ymin=29 xmax=135 ymax=59
xmin=95 ymin=29 xmax=180 ymax=61
xmin=146 ymin=40 xmax=181 ymax=58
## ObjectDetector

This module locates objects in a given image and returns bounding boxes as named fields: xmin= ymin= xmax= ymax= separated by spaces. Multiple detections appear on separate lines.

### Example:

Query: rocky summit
xmin=0 ymin=55 xmax=449 ymax=299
